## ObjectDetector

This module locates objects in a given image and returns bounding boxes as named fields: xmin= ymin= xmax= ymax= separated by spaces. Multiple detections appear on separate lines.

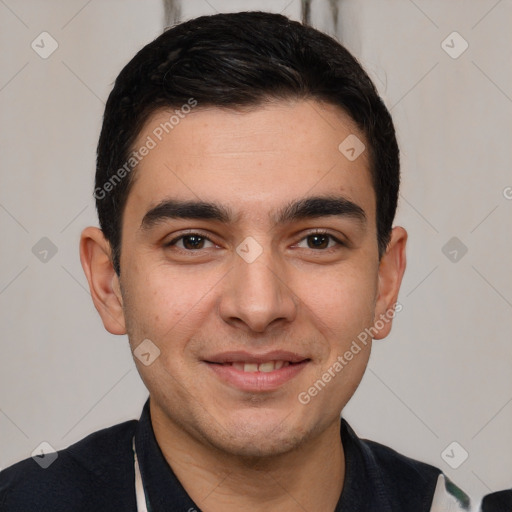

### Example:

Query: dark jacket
xmin=0 ymin=399 xmax=472 ymax=511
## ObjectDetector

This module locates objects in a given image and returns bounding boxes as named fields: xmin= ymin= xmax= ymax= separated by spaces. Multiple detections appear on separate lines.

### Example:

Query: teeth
xmin=258 ymin=361 xmax=275 ymax=373
xmin=230 ymin=360 xmax=291 ymax=372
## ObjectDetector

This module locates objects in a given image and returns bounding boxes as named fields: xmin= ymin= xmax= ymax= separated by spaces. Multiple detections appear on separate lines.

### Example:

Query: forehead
xmin=123 ymin=99 xmax=375 ymax=229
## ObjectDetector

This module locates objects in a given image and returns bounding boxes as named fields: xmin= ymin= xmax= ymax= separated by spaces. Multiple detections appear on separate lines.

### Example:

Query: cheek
xmin=295 ymin=262 xmax=378 ymax=335
xmin=124 ymin=265 xmax=221 ymax=343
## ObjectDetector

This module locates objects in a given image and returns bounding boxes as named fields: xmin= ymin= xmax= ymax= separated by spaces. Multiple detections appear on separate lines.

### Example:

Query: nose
xmin=218 ymin=242 xmax=298 ymax=334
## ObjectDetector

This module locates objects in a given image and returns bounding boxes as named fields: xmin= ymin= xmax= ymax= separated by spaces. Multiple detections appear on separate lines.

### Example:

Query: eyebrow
xmin=139 ymin=195 xmax=367 ymax=231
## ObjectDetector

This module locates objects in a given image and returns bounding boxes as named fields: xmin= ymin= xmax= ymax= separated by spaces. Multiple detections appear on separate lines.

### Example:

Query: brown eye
xmin=167 ymin=234 xmax=215 ymax=250
xmin=307 ymin=234 xmax=330 ymax=249
xmin=296 ymin=232 xmax=343 ymax=250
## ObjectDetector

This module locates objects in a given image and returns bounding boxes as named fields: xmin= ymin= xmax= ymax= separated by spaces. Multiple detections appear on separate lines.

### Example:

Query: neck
xmin=150 ymin=407 xmax=345 ymax=512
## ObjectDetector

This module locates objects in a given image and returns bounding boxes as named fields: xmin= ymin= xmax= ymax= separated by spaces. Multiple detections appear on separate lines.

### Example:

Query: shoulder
xmin=364 ymin=437 xmax=446 ymax=509
xmin=363 ymin=435 xmax=442 ymax=487
xmin=341 ymin=419 xmax=472 ymax=511
xmin=364 ymin=438 xmax=472 ymax=510
xmin=0 ymin=419 xmax=138 ymax=512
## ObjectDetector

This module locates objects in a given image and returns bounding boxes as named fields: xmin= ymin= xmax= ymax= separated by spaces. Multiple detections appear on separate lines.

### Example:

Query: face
xmin=82 ymin=99 xmax=406 ymax=458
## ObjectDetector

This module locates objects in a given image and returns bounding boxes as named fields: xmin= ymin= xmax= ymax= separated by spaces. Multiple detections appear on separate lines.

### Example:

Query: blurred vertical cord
xmin=302 ymin=0 xmax=311 ymax=24
xmin=330 ymin=0 xmax=339 ymax=33
xmin=163 ymin=0 xmax=181 ymax=27
xmin=304 ymin=0 xmax=340 ymax=36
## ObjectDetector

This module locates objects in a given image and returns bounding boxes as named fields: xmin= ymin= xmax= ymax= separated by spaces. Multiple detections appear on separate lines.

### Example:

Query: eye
xmin=295 ymin=231 xmax=344 ymax=250
xmin=164 ymin=230 xmax=345 ymax=253
xmin=166 ymin=233 xmax=216 ymax=251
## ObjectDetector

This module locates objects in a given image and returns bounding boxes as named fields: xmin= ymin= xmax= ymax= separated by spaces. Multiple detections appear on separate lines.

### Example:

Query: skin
xmin=80 ymin=99 xmax=407 ymax=512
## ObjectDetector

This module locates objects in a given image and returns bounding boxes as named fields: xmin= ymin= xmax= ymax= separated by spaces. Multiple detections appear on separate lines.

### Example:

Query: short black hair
xmin=95 ymin=11 xmax=399 ymax=276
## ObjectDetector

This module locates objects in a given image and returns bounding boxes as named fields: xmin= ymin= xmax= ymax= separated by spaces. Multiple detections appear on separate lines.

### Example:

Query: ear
xmin=79 ymin=226 xmax=126 ymax=335
xmin=372 ymin=226 xmax=407 ymax=340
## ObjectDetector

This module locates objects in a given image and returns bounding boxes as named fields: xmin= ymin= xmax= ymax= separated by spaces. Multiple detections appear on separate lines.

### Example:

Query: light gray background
xmin=0 ymin=0 xmax=511 ymax=504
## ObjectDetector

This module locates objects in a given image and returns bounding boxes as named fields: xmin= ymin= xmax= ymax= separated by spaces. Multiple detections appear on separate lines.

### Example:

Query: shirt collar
xmin=134 ymin=399 xmax=198 ymax=511
xmin=134 ymin=398 xmax=386 ymax=512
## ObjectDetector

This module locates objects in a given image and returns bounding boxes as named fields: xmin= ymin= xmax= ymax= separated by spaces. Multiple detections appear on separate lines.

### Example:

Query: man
xmin=0 ymin=11 xmax=476 ymax=511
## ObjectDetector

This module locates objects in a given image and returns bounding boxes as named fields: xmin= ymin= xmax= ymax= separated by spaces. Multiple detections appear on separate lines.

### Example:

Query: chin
xmin=206 ymin=417 xmax=311 ymax=459
xmin=220 ymin=434 xmax=304 ymax=459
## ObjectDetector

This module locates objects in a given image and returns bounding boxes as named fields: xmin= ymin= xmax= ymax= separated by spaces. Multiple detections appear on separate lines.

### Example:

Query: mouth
xmin=210 ymin=360 xmax=301 ymax=372
xmin=203 ymin=351 xmax=311 ymax=391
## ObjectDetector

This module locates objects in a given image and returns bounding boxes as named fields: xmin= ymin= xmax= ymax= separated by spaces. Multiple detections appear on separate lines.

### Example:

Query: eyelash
xmin=165 ymin=230 xmax=345 ymax=252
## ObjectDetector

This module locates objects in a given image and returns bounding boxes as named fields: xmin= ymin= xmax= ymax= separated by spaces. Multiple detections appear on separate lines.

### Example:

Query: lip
xmin=203 ymin=351 xmax=311 ymax=392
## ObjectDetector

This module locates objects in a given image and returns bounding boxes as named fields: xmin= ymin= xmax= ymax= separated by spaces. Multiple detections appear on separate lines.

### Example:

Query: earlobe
xmin=373 ymin=226 xmax=407 ymax=340
xmin=79 ymin=226 xmax=127 ymax=335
